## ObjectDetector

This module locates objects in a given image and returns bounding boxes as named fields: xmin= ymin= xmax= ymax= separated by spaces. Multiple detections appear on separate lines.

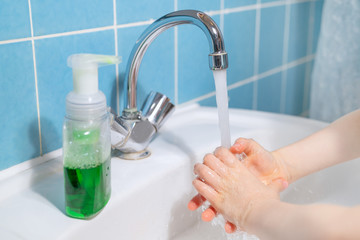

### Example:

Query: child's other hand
xmin=231 ymin=138 xmax=289 ymax=189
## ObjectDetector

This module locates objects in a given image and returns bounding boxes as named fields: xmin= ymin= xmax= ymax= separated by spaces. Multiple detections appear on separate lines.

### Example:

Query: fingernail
xmin=231 ymin=143 xmax=245 ymax=153
xmin=192 ymin=179 xmax=198 ymax=186
xmin=233 ymin=142 xmax=242 ymax=147
xmin=193 ymin=163 xmax=200 ymax=174
xmin=188 ymin=201 xmax=197 ymax=211
xmin=202 ymin=210 xmax=215 ymax=222
xmin=225 ymin=222 xmax=237 ymax=233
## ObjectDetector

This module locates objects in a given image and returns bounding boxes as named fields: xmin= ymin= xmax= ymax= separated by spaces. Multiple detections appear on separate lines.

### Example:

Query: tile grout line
xmin=303 ymin=1 xmax=315 ymax=116
xmin=116 ymin=19 xmax=155 ymax=29
xmin=178 ymin=55 xmax=314 ymax=108
xmin=280 ymin=1 xmax=291 ymax=114
xmin=252 ymin=0 xmax=261 ymax=110
xmin=174 ymin=0 xmax=178 ymax=105
xmin=0 ymin=21 xmax=153 ymax=46
xmin=27 ymin=0 xmax=43 ymax=156
xmin=113 ymin=0 xmax=120 ymax=115
xmin=0 ymin=37 xmax=33 ymax=45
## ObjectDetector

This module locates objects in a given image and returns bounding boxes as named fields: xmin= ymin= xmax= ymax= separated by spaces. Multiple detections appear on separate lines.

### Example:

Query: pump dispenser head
xmin=66 ymin=54 xmax=121 ymax=119
xmin=68 ymin=54 xmax=121 ymax=95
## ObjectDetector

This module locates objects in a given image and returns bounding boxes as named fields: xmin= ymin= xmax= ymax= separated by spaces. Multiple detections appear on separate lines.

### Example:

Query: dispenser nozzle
xmin=67 ymin=54 xmax=121 ymax=95
xmin=67 ymin=54 xmax=121 ymax=69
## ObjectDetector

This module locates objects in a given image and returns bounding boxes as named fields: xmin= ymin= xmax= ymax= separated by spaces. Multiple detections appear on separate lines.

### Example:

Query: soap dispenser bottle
xmin=63 ymin=54 xmax=121 ymax=219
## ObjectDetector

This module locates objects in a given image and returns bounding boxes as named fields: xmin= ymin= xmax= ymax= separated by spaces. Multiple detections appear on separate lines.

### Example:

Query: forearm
xmin=274 ymin=109 xmax=360 ymax=183
xmin=247 ymin=200 xmax=360 ymax=240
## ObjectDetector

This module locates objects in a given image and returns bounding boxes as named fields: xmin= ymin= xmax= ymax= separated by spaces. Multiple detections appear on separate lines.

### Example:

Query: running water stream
xmin=213 ymin=69 xmax=231 ymax=148
xmin=211 ymin=69 xmax=259 ymax=240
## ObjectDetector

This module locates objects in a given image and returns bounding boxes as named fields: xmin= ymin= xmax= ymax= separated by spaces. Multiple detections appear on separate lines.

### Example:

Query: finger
xmin=230 ymin=138 xmax=259 ymax=156
xmin=188 ymin=194 xmax=206 ymax=211
xmin=201 ymin=205 xmax=217 ymax=222
xmin=214 ymin=147 xmax=239 ymax=167
xmin=267 ymin=177 xmax=289 ymax=192
xmin=194 ymin=163 xmax=222 ymax=190
xmin=225 ymin=221 xmax=237 ymax=233
xmin=192 ymin=178 xmax=218 ymax=205
xmin=203 ymin=153 xmax=228 ymax=176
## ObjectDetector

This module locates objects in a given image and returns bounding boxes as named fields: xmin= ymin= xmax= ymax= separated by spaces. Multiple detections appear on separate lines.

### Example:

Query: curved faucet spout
xmin=123 ymin=10 xmax=228 ymax=112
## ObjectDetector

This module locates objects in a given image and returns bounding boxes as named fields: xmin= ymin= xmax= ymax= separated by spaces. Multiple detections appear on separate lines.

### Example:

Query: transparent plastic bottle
xmin=63 ymin=106 xmax=111 ymax=219
xmin=63 ymin=54 xmax=120 ymax=219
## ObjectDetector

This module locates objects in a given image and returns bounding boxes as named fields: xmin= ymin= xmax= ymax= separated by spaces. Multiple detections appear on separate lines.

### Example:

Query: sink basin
xmin=1 ymin=105 xmax=358 ymax=239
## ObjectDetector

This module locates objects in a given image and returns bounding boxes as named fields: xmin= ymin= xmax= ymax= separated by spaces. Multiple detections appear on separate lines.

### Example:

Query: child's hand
xmin=188 ymin=138 xmax=289 ymax=233
xmin=191 ymin=147 xmax=282 ymax=232
xmin=231 ymin=138 xmax=289 ymax=188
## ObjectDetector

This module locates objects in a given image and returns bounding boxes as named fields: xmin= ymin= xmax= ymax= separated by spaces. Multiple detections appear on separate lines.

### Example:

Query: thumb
xmin=230 ymin=138 xmax=259 ymax=156
xmin=267 ymin=177 xmax=289 ymax=193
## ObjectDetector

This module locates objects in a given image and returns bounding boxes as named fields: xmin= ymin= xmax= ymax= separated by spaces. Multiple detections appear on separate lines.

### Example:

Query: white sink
xmin=1 ymin=105 xmax=358 ymax=240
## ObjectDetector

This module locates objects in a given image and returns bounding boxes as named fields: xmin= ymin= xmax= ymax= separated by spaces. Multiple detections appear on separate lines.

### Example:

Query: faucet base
xmin=111 ymin=148 xmax=151 ymax=160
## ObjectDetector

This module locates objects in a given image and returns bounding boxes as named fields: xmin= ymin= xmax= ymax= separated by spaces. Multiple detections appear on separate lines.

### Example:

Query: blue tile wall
xmin=261 ymin=0 xmax=284 ymax=3
xmin=257 ymin=72 xmax=282 ymax=113
xmin=259 ymin=6 xmax=285 ymax=74
xmin=178 ymin=0 xmax=220 ymax=12
xmin=177 ymin=16 xmax=220 ymax=103
xmin=225 ymin=10 xmax=256 ymax=85
xmin=225 ymin=0 xmax=256 ymax=8
xmin=31 ymin=0 xmax=114 ymax=36
xmin=288 ymin=2 xmax=311 ymax=63
xmin=285 ymin=63 xmax=307 ymax=115
xmin=0 ymin=42 xmax=39 ymax=170
xmin=312 ymin=0 xmax=324 ymax=54
xmin=303 ymin=60 xmax=314 ymax=112
xmin=0 ymin=0 xmax=31 ymax=41
xmin=116 ymin=0 xmax=173 ymax=24
xmin=118 ymin=25 xmax=175 ymax=110
xmin=0 ymin=0 xmax=324 ymax=170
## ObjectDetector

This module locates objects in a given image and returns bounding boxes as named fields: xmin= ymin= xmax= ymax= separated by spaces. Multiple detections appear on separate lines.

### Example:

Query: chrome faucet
xmin=111 ymin=10 xmax=229 ymax=160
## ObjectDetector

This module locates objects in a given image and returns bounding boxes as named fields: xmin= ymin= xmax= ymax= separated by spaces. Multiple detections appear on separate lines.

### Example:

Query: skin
xmin=188 ymin=109 xmax=360 ymax=239
xmin=188 ymin=139 xmax=289 ymax=233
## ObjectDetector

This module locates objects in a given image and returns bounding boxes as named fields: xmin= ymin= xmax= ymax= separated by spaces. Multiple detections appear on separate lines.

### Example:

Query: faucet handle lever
xmin=108 ymin=107 xmax=130 ymax=148
xmin=141 ymin=91 xmax=175 ymax=131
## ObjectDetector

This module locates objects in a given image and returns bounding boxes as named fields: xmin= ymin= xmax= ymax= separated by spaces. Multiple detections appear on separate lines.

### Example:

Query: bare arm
xmin=189 ymin=109 xmax=360 ymax=235
xmin=193 ymin=147 xmax=360 ymax=240
xmin=248 ymin=200 xmax=360 ymax=240
xmin=275 ymin=109 xmax=360 ymax=183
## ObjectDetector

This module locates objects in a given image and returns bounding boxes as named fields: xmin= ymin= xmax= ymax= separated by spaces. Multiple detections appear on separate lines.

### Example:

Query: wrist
xmin=244 ymin=199 xmax=284 ymax=235
xmin=271 ymin=149 xmax=294 ymax=184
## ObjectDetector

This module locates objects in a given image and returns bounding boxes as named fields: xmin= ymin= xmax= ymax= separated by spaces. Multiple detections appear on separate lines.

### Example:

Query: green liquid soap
xmin=64 ymin=157 xmax=111 ymax=219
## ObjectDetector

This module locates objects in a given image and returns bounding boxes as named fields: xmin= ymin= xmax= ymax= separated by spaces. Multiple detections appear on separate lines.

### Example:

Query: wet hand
xmin=231 ymin=138 xmax=289 ymax=189
xmin=188 ymin=193 xmax=237 ymax=233
xmin=191 ymin=147 xmax=282 ymax=232
xmin=188 ymin=138 xmax=289 ymax=233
